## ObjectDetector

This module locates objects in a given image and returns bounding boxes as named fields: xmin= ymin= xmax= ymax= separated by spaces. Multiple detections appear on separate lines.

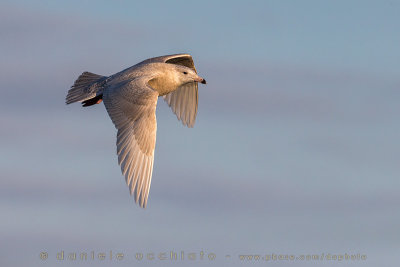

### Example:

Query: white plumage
xmin=66 ymin=54 xmax=206 ymax=208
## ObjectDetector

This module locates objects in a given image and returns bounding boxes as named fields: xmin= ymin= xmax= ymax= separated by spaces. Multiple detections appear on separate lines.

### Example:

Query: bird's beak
xmin=194 ymin=76 xmax=206 ymax=84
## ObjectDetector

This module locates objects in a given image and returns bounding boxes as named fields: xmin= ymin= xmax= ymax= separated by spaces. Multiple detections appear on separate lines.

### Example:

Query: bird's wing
xmin=138 ymin=54 xmax=197 ymax=72
xmin=103 ymin=77 xmax=158 ymax=208
xmin=139 ymin=54 xmax=199 ymax=127
xmin=162 ymin=82 xmax=198 ymax=127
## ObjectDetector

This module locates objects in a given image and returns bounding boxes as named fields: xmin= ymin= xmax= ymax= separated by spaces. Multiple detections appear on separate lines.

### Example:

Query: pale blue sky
xmin=1 ymin=0 xmax=399 ymax=266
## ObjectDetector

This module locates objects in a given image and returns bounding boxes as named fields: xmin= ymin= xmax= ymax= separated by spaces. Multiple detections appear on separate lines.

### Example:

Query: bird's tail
xmin=65 ymin=72 xmax=107 ymax=105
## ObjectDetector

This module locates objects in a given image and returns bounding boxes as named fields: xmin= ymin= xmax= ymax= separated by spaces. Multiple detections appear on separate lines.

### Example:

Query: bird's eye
xmin=183 ymin=71 xmax=188 ymax=75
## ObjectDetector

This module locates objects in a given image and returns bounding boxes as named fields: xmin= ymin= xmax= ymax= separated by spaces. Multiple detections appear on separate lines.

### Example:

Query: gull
xmin=66 ymin=54 xmax=206 ymax=208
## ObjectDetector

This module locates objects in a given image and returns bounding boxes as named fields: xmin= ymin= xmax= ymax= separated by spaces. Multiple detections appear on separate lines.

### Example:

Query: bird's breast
xmin=148 ymin=77 xmax=178 ymax=96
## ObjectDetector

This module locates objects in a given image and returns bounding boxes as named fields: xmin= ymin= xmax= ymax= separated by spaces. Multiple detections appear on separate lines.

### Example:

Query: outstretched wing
xmin=138 ymin=53 xmax=197 ymax=72
xmin=139 ymin=54 xmax=199 ymax=127
xmin=162 ymin=82 xmax=198 ymax=127
xmin=103 ymin=77 xmax=158 ymax=208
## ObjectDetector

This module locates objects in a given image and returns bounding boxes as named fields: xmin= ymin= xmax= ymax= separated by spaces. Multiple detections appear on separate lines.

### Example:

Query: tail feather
xmin=66 ymin=72 xmax=106 ymax=105
xmin=82 ymin=94 xmax=103 ymax=107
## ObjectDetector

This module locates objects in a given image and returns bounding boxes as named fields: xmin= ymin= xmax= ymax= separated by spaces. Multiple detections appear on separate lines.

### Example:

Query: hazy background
xmin=1 ymin=0 xmax=399 ymax=266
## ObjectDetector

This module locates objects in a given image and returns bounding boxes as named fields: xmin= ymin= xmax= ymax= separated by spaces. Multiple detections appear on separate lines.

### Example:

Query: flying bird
xmin=66 ymin=54 xmax=206 ymax=208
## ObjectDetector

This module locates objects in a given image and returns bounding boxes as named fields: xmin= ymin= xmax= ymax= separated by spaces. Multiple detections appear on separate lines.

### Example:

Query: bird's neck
xmin=148 ymin=73 xmax=180 ymax=96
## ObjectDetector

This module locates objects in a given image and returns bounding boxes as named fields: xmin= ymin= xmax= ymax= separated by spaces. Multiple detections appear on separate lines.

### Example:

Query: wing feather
xmin=163 ymin=82 xmax=198 ymax=127
xmin=137 ymin=53 xmax=197 ymax=72
xmin=103 ymin=77 xmax=158 ymax=208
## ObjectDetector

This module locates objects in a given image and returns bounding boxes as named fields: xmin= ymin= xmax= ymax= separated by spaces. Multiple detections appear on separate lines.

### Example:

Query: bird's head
xmin=172 ymin=65 xmax=206 ymax=86
xmin=147 ymin=63 xmax=206 ymax=96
